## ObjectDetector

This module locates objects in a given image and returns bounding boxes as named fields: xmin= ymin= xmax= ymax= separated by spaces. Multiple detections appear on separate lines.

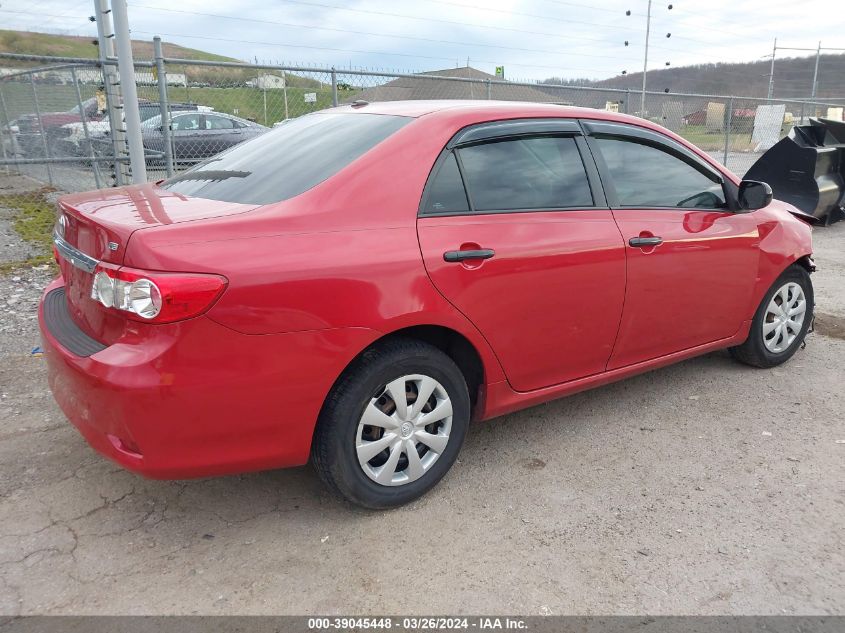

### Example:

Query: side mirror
xmin=738 ymin=180 xmax=773 ymax=211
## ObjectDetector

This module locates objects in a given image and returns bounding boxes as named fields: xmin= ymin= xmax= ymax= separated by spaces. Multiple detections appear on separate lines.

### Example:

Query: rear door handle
xmin=443 ymin=248 xmax=495 ymax=262
xmin=628 ymin=236 xmax=663 ymax=248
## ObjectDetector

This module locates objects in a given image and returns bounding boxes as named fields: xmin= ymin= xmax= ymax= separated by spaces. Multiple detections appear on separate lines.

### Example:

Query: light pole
xmin=627 ymin=2 xmax=671 ymax=118
xmin=766 ymin=38 xmax=777 ymax=100
xmin=640 ymin=0 xmax=652 ymax=116
xmin=111 ymin=0 xmax=147 ymax=183
xmin=811 ymin=41 xmax=821 ymax=100
xmin=767 ymin=41 xmax=845 ymax=101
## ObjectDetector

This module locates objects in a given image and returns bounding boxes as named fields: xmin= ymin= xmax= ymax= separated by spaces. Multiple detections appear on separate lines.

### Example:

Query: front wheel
xmin=311 ymin=338 xmax=471 ymax=509
xmin=730 ymin=264 xmax=813 ymax=368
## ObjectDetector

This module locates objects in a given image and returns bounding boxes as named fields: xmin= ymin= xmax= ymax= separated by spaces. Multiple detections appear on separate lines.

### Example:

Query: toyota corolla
xmin=40 ymin=101 xmax=814 ymax=508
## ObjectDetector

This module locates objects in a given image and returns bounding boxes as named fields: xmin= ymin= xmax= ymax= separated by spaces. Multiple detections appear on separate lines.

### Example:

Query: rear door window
xmin=171 ymin=113 xmax=201 ymax=131
xmin=161 ymin=112 xmax=410 ymax=205
xmin=204 ymin=115 xmax=235 ymax=130
xmin=457 ymin=136 xmax=593 ymax=212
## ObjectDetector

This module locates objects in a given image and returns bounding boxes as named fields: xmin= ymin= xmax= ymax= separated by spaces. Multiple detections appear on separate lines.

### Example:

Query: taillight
xmin=90 ymin=264 xmax=227 ymax=324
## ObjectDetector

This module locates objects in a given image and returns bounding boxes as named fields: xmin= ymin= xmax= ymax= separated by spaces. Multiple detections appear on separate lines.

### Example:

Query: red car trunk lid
xmin=56 ymin=183 xmax=257 ymax=344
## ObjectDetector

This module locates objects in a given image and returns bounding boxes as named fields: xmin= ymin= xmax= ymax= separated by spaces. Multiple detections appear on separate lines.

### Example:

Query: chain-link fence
xmin=1 ymin=50 xmax=844 ymax=265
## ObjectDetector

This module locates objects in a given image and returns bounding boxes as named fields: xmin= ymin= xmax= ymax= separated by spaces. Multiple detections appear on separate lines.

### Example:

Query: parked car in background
xmin=56 ymin=102 xmax=211 ymax=157
xmin=14 ymin=97 xmax=105 ymax=156
xmin=41 ymin=101 xmax=814 ymax=509
xmin=141 ymin=111 xmax=267 ymax=163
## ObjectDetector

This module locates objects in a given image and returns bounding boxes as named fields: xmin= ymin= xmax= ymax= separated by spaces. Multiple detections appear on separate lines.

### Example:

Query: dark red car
xmin=40 ymin=101 xmax=814 ymax=508
xmin=14 ymin=97 xmax=105 ymax=156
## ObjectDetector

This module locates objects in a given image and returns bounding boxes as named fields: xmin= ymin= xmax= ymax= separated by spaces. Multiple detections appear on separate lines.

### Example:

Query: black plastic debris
xmin=745 ymin=117 xmax=845 ymax=225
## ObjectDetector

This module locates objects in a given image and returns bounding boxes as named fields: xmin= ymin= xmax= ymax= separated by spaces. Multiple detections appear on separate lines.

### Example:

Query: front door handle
xmin=443 ymin=248 xmax=495 ymax=262
xmin=629 ymin=236 xmax=663 ymax=248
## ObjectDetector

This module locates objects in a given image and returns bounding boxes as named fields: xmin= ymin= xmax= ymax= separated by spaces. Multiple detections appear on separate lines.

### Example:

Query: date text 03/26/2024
xmin=307 ymin=617 xmax=528 ymax=630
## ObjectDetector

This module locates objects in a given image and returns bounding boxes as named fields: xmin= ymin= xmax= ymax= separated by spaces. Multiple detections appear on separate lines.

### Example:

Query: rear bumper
xmin=39 ymin=277 xmax=379 ymax=479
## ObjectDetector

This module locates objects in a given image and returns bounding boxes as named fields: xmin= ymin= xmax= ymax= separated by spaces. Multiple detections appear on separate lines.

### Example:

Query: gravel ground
xmin=0 ymin=207 xmax=32 ymax=267
xmin=0 ymin=266 xmax=53 ymax=357
xmin=0 ymin=201 xmax=843 ymax=615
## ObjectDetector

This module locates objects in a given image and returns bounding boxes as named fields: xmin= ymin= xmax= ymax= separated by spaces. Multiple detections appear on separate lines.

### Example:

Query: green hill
xmin=542 ymin=54 xmax=845 ymax=101
xmin=0 ymin=29 xmax=325 ymax=89
xmin=0 ymin=30 xmax=340 ymax=125
xmin=0 ymin=29 xmax=236 ymax=64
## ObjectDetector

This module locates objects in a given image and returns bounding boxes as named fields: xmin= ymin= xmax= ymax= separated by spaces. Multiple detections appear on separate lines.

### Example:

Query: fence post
xmin=70 ymin=67 xmax=103 ymax=189
xmin=0 ymin=83 xmax=11 ymax=175
xmin=331 ymin=68 xmax=338 ymax=107
xmin=153 ymin=36 xmax=174 ymax=178
xmin=799 ymin=101 xmax=806 ymax=125
xmin=625 ymin=88 xmax=631 ymax=114
xmin=29 ymin=72 xmax=54 ymax=186
xmin=486 ymin=79 xmax=492 ymax=100
xmin=723 ymin=97 xmax=733 ymax=168
xmin=282 ymin=70 xmax=289 ymax=120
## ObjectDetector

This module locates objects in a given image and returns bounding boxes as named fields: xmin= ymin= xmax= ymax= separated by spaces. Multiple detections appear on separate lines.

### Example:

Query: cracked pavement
xmin=0 ymin=223 xmax=843 ymax=615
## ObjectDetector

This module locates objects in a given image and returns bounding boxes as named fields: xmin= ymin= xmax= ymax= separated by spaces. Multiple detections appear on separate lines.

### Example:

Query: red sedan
xmin=40 ymin=101 xmax=814 ymax=508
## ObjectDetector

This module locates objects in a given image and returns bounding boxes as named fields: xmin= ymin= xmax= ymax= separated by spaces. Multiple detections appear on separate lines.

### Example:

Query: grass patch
xmin=143 ymin=85 xmax=360 ymax=127
xmin=0 ymin=254 xmax=54 ymax=274
xmin=0 ymin=189 xmax=57 ymax=273
xmin=0 ymin=29 xmax=240 ymax=66
xmin=7 ymin=193 xmax=55 ymax=251
xmin=679 ymin=125 xmax=754 ymax=151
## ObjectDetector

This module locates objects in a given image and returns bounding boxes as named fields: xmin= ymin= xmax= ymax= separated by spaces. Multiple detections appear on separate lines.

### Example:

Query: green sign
xmin=495 ymin=66 xmax=504 ymax=79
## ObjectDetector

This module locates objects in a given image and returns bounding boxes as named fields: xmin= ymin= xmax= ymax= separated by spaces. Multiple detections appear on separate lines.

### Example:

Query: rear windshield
xmin=160 ymin=112 xmax=411 ymax=205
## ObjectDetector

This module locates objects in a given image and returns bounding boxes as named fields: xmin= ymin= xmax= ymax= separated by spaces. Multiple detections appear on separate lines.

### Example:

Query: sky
xmin=1 ymin=0 xmax=843 ymax=81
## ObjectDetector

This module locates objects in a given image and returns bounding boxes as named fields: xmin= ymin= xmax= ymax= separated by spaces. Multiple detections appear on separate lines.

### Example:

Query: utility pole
xmin=811 ymin=41 xmax=821 ymax=100
xmin=640 ymin=0 xmax=652 ymax=116
xmin=110 ymin=0 xmax=147 ymax=183
xmin=765 ymin=41 xmax=845 ymax=101
xmin=767 ymin=37 xmax=777 ymax=100
xmin=94 ymin=0 xmax=128 ymax=185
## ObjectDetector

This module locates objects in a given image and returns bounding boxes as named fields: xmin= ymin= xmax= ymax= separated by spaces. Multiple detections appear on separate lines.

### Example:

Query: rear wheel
xmin=730 ymin=265 xmax=813 ymax=368
xmin=311 ymin=339 xmax=470 ymax=509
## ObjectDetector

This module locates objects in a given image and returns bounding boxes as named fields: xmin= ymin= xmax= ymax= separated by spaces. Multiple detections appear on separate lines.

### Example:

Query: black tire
xmin=730 ymin=264 xmax=813 ymax=368
xmin=311 ymin=338 xmax=470 ymax=509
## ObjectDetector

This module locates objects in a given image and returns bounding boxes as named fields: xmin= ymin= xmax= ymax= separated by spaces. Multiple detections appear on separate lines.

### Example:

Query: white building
xmin=247 ymin=74 xmax=286 ymax=90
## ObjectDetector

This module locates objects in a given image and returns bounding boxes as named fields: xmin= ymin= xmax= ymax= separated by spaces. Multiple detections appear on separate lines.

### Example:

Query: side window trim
xmin=582 ymin=134 xmax=620 ymax=208
xmin=419 ymin=132 xmax=608 ymax=217
xmin=448 ymin=118 xmax=582 ymax=148
xmin=574 ymin=135 xmax=607 ymax=208
xmin=452 ymin=149 xmax=476 ymax=212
